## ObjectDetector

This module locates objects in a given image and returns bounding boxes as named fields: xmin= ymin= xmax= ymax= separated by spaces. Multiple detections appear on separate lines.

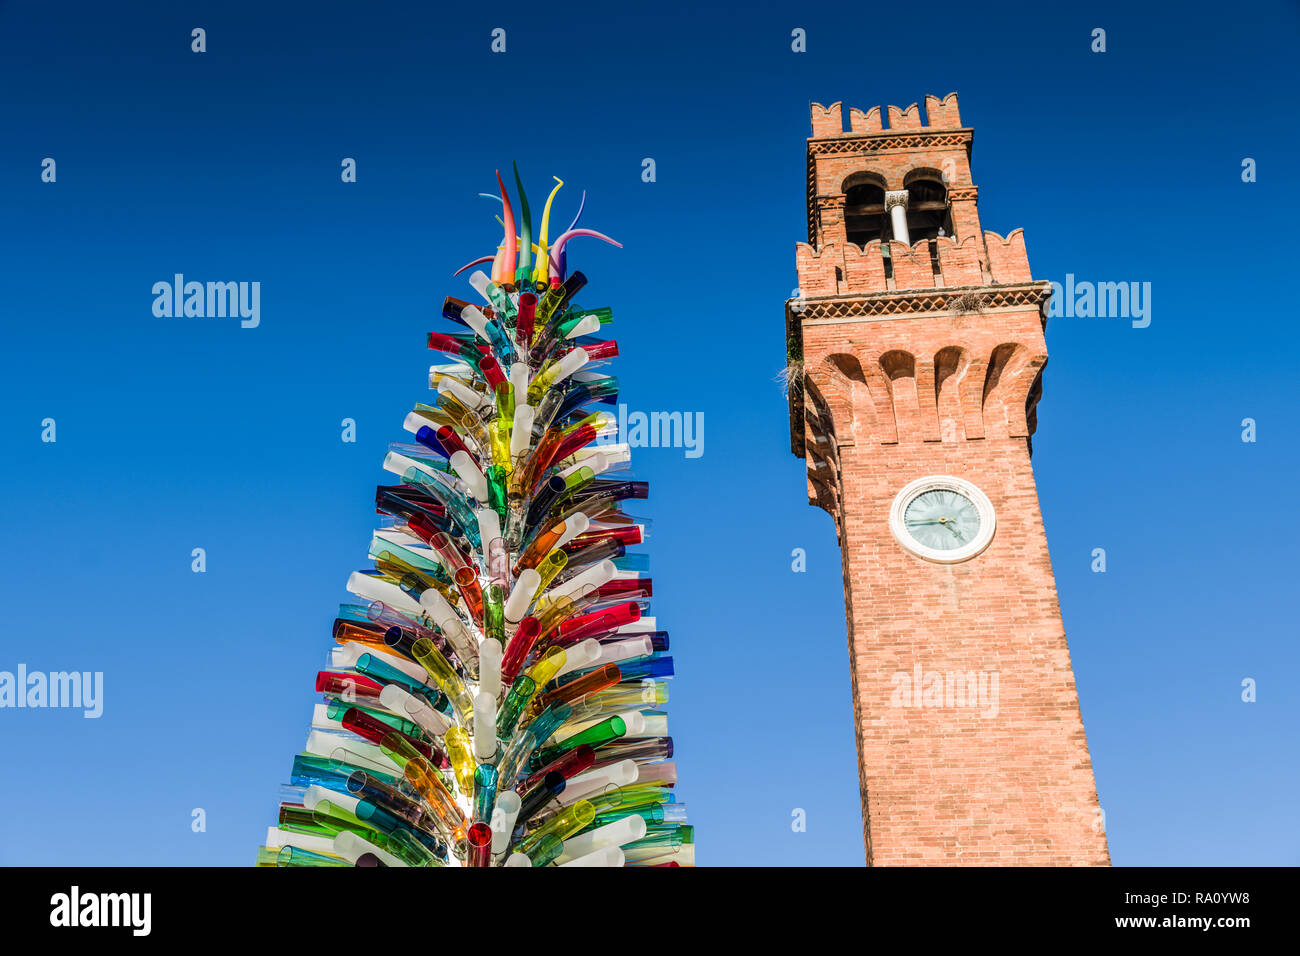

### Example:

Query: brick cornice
xmin=807 ymin=128 xmax=973 ymax=155
xmin=797 ymin=282 xmax=1050 ymax=321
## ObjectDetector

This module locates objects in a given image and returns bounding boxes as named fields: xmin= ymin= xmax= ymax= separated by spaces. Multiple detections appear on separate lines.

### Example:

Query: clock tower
xmin=786 ymin=94 xmax=1109 ymax=865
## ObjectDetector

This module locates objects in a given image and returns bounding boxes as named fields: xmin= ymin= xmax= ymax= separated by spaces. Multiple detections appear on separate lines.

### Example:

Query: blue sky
xmin=0 ymin=0 xmax=1296 ymax=866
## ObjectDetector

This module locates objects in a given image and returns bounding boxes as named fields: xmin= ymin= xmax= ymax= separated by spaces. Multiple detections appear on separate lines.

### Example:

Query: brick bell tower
xmin=786 ymin=94 xmax=1109 ymax=866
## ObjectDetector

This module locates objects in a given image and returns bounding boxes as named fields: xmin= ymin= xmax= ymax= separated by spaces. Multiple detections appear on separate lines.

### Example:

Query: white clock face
xmin=903 ymin=489 xmax=981 ymax=552
xmin=889 ymin=476 xmax=996 ymax=563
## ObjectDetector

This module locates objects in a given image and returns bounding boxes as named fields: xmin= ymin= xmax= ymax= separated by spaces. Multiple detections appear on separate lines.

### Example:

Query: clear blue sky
xmin=0 ymin=0 xmax=1296 ymax=866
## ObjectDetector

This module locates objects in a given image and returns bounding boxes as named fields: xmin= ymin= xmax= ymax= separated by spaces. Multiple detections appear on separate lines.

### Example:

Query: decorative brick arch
xmin=800 ymin=376 xmax=843 ymax=522
xmin=825 ymin=352 xmax=873 ymax=443
xmin=879 ymin=349 xmax=919 ymax=442
xmin=840 ymin=169 xmax=888 ymax=196
xmin=933 ymin=345 xmax=972 ymax=442
xmin=981 ymin=342 xmax=1048 ymax=438
xmin=902 ymin=165 xmax=947 ymax=190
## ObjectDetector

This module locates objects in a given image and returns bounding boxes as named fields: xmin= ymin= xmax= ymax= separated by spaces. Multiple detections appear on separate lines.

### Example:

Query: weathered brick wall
xmin=831 ymin=435 xmax=1109 ymax=865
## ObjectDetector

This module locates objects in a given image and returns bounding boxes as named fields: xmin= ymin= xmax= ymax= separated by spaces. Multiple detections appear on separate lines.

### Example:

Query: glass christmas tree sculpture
xmin=257 ymin=170 xmax=692 ymax=867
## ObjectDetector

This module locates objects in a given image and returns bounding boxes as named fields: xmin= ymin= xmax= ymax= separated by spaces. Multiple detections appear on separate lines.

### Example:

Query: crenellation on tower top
xmin=886 ymin=103 xmax=923 ymax=131
xmin=810 ymin=101 xmax=844 ymax=138
xmin=847 ymin=105 xmax=882 ymax=134
xmin=924 ymin=92 xmax=962 ymax=129
xmin=810 ymin=92 xmax=964 ymax=137
xmin=982 ymin=229 xmax=1033 ymax=284
xmin=793 ymin=230 xmax=1030 ymax=298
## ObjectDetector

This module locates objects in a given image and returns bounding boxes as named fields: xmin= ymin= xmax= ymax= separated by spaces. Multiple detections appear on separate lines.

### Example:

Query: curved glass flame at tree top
xmin=257 ymin=169 xmax=693 ymax=868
